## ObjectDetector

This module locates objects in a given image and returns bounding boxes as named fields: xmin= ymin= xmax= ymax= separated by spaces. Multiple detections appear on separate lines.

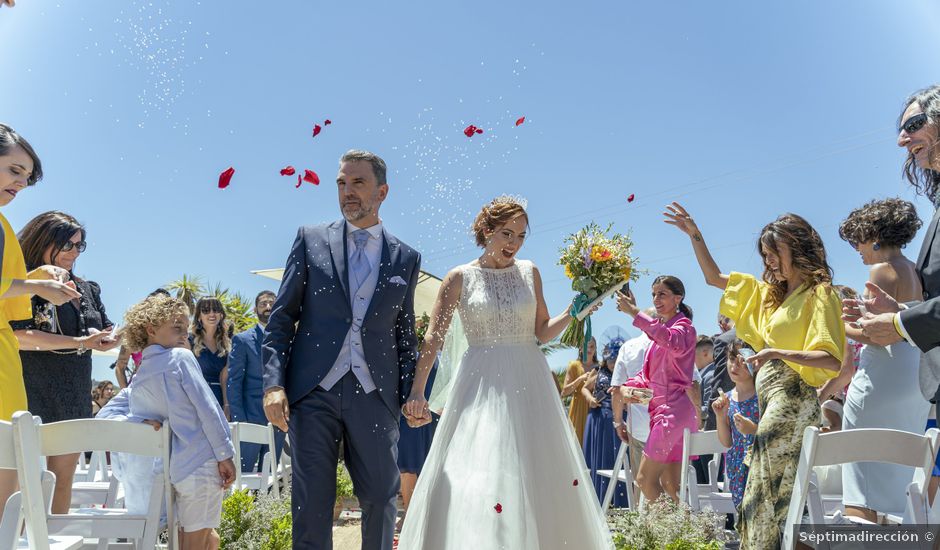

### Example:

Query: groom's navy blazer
xmin=262 ymin=220 xmax=421 ymax=415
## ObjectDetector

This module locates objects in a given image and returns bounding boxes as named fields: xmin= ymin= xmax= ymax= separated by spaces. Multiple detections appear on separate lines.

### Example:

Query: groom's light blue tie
xmin=350 ymin=229 xmax=372 ymax=293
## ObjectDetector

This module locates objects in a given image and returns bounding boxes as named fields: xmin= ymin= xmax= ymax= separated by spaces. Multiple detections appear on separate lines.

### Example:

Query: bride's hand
xmin=403 ymin=395 xmax=431 ymax=426
xmin=663 ymin=202 xmax=702 ymax=238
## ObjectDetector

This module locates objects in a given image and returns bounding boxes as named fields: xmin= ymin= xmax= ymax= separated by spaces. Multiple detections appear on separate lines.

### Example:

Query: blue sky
xmin=2 ymin=1 xmax=939 ymax=382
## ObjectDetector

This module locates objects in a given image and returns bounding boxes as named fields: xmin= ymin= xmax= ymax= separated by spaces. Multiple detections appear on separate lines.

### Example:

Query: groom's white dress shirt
xmin=319 ymin=221 xmax=384 ymax=393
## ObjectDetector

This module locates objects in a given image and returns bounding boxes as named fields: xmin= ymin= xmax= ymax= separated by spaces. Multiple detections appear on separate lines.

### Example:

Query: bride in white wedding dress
xmin=399 ymin=196 xmax=613 ymax=550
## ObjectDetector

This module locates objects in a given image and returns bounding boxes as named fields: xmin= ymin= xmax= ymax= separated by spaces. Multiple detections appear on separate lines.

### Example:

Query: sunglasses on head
xmin=900 ymin=113 xmax=928 ymax=135
xmin=61 ymin=240 xmax=86 ymax=253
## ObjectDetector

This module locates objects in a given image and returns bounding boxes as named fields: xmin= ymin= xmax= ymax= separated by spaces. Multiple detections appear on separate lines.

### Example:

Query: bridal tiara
xmin=491 ymin=194 xmax=529 ymax=210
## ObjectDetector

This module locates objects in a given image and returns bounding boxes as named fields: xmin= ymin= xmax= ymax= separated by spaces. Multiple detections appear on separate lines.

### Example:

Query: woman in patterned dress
xmin=664 ymin=202 xmax=845 ymax=549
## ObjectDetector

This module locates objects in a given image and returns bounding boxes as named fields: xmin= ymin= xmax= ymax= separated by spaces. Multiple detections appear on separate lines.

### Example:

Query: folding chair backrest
xmin=783 ymin=427 xmax=940 ymax=550
xmin=12 ymin=412 xmax=52 ymax=550
xmin=229 ymin=422 xmax=279 ymax=498
xmin=37 ymin=419 xmax=165 ymax=457
xmin=679 ymin=429 xmax=728 ymax=506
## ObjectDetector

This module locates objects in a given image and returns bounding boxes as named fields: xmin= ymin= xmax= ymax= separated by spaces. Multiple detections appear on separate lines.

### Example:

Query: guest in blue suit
xmin=262 ymin=150 xmax=424 ymax=550
xmin=227 ymin=290 xmax=285 ymax=472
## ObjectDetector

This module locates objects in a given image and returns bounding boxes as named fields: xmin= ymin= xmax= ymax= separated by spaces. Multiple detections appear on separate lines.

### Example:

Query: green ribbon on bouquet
xmin=570 ymin=293 xmax=593 ymax=363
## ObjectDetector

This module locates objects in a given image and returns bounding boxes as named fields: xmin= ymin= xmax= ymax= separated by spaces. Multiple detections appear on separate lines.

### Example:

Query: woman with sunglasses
xmin=0 ymin=124 xmax=83 ymax=524
xmin=190 ymin=296 xmax=232 ymax=412
xmin=13 ymin=210 xmax=121 ymax=514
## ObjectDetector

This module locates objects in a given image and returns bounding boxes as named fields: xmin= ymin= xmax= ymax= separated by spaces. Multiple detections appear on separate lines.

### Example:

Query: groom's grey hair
xmin=340 ymin=149 xmax=387 ymax=187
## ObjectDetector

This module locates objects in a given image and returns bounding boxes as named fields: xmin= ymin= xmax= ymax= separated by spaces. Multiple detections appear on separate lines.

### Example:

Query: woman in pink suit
xmin=616 ymin=275 xmax=698 ymax=503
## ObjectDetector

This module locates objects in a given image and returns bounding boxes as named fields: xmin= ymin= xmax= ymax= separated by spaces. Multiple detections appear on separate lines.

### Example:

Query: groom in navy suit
xmin=227 ymin=290 xmax=285 ymax=471
xmin=263 ymin=150 xmax=425 ymax=550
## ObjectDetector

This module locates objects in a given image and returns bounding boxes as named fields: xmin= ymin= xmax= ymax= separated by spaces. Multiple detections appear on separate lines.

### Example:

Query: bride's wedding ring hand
xmin=403 ymin=396 xmax=432 ymax=427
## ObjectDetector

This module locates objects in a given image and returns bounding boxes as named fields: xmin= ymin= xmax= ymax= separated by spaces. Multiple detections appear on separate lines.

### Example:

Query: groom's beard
xmin=342 ymin=203 xmax=374 ymax=222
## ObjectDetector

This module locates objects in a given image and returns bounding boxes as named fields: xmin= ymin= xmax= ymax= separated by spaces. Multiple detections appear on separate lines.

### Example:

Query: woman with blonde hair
xmin=189 ymin=296 xmax=232 ymax=411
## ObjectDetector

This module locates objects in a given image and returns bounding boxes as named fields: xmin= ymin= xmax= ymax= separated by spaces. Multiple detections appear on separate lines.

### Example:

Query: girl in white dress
xmin=400 ymin=196 xmax=613 ymax=550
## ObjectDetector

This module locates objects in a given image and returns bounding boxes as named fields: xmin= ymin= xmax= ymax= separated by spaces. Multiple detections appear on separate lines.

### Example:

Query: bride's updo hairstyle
xmin=472 ymin=195 xmax=529 ymax=247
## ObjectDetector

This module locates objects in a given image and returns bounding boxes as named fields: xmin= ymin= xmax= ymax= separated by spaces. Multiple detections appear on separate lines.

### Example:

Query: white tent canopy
xmin=251 ymin=268 xmax=443 ymax=318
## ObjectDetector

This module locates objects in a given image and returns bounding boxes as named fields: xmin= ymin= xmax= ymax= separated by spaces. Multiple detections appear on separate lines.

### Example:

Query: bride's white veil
xmin=427 ymin=311 xmax=468 ymax=414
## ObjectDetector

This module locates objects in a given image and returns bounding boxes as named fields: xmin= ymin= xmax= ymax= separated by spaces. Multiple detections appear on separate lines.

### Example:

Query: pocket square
xmin=389 ymin=276 xmax=408 ymax=286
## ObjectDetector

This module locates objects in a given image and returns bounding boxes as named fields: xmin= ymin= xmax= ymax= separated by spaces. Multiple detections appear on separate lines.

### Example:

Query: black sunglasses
xmin=61 ymin=240 xmax=86 ymax=253
xmin=900 ymin=113 xmax=928 ymax=135
xmin=200 ymin=304 xmax=224 ymax=313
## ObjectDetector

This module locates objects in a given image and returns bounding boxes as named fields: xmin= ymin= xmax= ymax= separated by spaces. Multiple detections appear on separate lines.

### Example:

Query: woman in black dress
xmin=189 ymin=296 xmax=231 ymax=412
xmin=14 ymin=211 xmax=121 ymax=513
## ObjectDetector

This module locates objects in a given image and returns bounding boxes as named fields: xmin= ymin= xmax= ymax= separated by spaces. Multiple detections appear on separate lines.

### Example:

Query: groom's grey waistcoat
xmin=262 ymin=220 xmax=420 ymax=414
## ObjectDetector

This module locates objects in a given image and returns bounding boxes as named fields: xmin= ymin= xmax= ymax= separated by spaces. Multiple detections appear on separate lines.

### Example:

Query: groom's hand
xmin=263 ymin=388 xmax=290 ymax=433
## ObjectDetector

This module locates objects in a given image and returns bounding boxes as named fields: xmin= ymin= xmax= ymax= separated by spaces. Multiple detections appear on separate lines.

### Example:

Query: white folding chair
xmin=782 ymin=427 xmax=939 ymax=550
xmin=598 ymin=440 xmax=635 ymax=512
xmin=678 ymin=429 xmax=735 ymax=517
xmin=15 ymin=417 xmax=176 ymax=550
xmin=70 ymin=451 xmax=120 ymax=509
xmin=2 ymin=413 xmax=83 ymax=550
xmin=230 ymin=422 xmax=280 ymax=498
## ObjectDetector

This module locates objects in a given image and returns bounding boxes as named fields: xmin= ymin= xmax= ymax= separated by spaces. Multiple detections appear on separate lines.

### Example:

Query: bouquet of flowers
xmin=558 ymin=222 xmax=639 ymax=359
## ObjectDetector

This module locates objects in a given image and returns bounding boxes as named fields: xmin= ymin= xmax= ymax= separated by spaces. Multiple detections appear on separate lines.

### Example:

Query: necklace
xmin=41 ymin=283 xmax=91 ymax=356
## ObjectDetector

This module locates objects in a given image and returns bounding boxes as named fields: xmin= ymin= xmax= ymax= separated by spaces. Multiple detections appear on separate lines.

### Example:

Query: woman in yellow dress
xmin=664 ymin=202 xmax=845 ymax=550
xmin=562 ymin=337 xmax=597 ymax=444
xmin=0 ymin=123 xmax=81 ymax=523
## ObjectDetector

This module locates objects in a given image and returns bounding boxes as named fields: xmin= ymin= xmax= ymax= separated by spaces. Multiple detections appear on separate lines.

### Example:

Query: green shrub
xmin=219 ymin=489 xmax=254 ymax=547
xmin=608 ymin=495 xmax=730 ymax=550
xmin=219 ymin=491 xmax=291 ymax=549
xmin=336 ymin=462 xmax=355 ymax=500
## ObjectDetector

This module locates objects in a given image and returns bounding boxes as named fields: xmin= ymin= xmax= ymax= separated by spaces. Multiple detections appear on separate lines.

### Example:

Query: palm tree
xmin=166 ymin=274 xmax=204 ymax=313
xmin=222 ymin=291 xmax=256 ymax=333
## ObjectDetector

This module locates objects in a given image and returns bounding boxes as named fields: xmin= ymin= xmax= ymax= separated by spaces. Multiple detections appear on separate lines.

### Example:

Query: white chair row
xmin=1 ymin=412 xmax=177 ymax=550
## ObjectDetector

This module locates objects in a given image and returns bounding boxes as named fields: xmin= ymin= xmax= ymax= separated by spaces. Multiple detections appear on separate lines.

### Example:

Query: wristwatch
xmin=77 ymin=341 xmax=86 ymax=355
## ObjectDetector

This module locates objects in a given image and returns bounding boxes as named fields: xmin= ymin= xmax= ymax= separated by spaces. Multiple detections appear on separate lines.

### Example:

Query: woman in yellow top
xmin=0 ymin=123 xmax=82 ymax=524
xmin=664 ymin=202 xmax=844 ymax=550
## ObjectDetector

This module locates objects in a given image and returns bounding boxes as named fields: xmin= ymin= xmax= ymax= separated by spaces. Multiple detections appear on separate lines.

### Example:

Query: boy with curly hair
xmin=99 ymin=295 xmax=236 ymax=550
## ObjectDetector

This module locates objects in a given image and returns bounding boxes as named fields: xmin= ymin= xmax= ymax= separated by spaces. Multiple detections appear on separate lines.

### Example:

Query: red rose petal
xmin=303 ymin=169 xmax=320 ymax=185
xmin=218 ymin=167 xmax=235 ymax=189
xmin=494 ymin=503 xmax=502 ymax=513
xmin=463 ymin=124 xmax=477 ymax=138
xmin=573 ymin=479 xmax=579 ymax=486
xmin=324 ymin=119 xmax=332 ymax=125
xmin=312 ymin=124 xmax=322 ymax=138
xmin=280 ymin=165 xmax=296 ymax=176
xmin=627 ymin=194 xmax=635 ymax=203
xmin=515 ymin=116 xmax=525 ymax=126
xmin=475 ymin=128 xmax=483 ymax=134
xmin=295 ymin=174 xmax=302 ymax=188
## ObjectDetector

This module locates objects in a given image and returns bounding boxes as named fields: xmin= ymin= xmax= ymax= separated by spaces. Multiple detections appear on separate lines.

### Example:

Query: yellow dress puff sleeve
xmin=0 ymin=212 xmax=32 ymax=419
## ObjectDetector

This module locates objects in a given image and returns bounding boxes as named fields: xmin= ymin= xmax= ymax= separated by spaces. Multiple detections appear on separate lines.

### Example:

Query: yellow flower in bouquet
xmin=558 ymin=222 xmax=640 ymax=359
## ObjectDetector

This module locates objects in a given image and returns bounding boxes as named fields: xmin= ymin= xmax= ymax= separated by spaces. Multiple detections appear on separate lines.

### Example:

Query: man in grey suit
xmin=227 ymin=290 xmax=285 ymax=471
xmin=262 ymin=150 xmax=425 ymax=550
xmin=847 ymin=86 xmax=940 ymax=380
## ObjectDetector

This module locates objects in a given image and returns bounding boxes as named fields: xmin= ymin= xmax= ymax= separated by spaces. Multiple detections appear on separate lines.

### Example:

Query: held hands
xmin=263 ymin=389 xmax=291 ymax=433
xmin=218 ymin=459 xmax=237 ymax=489
xmin=403 ymin=395 xmax=433 ymax=428
xmin=733 ymin=413 xmax=758 ymax=435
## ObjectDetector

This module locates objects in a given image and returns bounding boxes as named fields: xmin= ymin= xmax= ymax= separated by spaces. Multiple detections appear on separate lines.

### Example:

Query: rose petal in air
xmin=515 ymin=116 xmax=525 ymax=126
xmin=312 ymin=124 xmax=322 ymax=138
xmin=295 ymin=174 xmax=302 ymax=188
xmin=475 ymin=128 xmax=483 ymax=134
xmin=463 ymin=125 xmax=476 ymax=137
xmin=324 ymin=119 xmax=332 ymax=125
xmin=627 ymin=194 xmax=635 ymax=203
xmin=494 ymin=503 xmax=502 ymax=513
xmin=303 ymin=169 xmax=320 ymax=185
xmin=280 ymin=166 xmax=296 ymax=176
xmin=218 ymin=167 xmax=235 ymax=189
xmin=573 ymin=479 xmax=579 ymax=486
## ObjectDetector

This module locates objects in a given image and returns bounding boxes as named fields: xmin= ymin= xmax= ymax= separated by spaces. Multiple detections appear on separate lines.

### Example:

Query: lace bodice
xmin=458 ymin=260 xmax=537 ymax=346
